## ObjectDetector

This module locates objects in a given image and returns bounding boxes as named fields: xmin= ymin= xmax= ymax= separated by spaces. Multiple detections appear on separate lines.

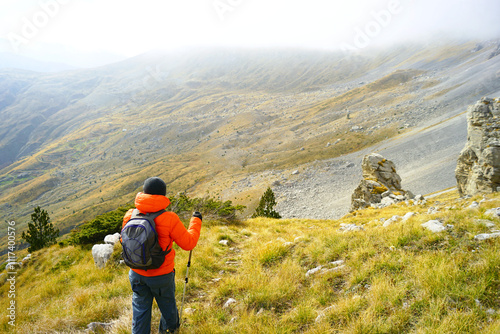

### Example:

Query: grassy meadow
xmin=1 ymin=190 xmax=499 ymax=333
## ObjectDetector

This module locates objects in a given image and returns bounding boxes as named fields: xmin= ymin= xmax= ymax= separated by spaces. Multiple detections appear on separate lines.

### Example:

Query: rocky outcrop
xmin=351 ymin=153 xmax=413 ymax=211
xmin=456 ymin=98 xmax=500 ymax=197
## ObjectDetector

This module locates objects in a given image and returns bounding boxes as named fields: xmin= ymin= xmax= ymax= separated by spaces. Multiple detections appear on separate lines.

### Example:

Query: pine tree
xmin=252 ymin=187 xmax=281 ymax=219
xmin=21 ymin=206 xmax=59 ymax=252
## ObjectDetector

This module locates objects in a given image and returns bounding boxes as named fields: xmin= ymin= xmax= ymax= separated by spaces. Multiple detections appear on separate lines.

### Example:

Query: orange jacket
xmin=122 ymin=192 xmax=202 ymax=277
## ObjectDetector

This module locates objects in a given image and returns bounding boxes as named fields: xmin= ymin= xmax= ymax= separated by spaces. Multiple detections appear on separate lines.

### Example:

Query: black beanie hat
xmin=143 ymin=177 xmax=166 ymax=196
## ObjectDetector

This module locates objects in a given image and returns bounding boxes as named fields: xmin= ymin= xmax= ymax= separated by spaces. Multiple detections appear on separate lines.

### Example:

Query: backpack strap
xmin=130 ymin=209 xmax=166 ymax=220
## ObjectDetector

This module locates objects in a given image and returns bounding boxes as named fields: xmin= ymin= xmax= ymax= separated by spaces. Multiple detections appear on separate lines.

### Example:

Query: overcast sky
xmin=1 ymin=0 xmax=499 ymax=61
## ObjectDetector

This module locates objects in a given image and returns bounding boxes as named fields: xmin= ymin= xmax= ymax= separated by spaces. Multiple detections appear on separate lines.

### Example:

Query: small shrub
xmin=252 ymin=187 xmax=281 ymax=219
xmin=21 ymin=206 xmax=59 ymax=252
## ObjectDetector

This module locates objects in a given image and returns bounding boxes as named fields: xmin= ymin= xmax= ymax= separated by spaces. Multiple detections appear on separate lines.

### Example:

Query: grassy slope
xmin=1 ymin=190 xmax=499 ymax=333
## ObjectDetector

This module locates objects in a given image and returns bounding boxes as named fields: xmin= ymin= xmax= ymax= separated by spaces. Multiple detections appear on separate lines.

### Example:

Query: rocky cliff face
xmin=351 ymin=153 xmax=413 ymax=211
xmin=456 ymin=98 xmax=500 ymax=197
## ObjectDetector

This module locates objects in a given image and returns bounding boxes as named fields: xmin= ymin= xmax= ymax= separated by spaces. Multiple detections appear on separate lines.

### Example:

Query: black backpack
xmin=121 ymin=209 xmax=172 ymax=270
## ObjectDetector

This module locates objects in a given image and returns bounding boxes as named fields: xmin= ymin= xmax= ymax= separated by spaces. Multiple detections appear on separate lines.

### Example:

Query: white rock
xmin=321 ymin=265 xmax=345 ymax=274
xmin=402 ymin=212 xmax=416 ymax=221
xmin=474 ymin=219 xmax=496 ymax=228
xmin=381 ymin=190 xmax=392 ymax=198
xmin=306 ymin=266 xmax=323 ymax=277
xmin=383 ymin=215 xmax=401 ymax=227
xmin=485 ymin=207 xmax=500 ymax=218
xmin=92 ymin=244 xmax=114 ymax=269
xmin=474 ymin=232 xmax=500 ymax=240
xmin=219 ymin=240 xmax=229 ymax=246
xmin=292 ymin=170 xmax=300 ymax=175
xmin=421 ymin=220 xmax=447 ymax=233
xmin=469 ymin=201 xmax=480 ymax=209
xmin=223 ymin=298 xmax=237 ymax=309
xmin=380 ymin=196 xmax=396 ymax=206
xmin=330 ymin=260 xmax=344 ymax=267
xmin=315 ymin=305 xmax=336 ymax=323
xmin=395 ymin=195 xmax=406 ymax=201
xmin=104 ymin=233 xmax=121 ymax=245
xmin=339 ymin=224 xmax=364 ymax=232
xmin=183 ymin=308 xmax=196 ymax=315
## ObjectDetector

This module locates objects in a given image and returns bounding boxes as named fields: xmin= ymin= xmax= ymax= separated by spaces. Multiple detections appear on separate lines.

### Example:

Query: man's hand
xmin=193 ymin=212 xmax=202 ymax=221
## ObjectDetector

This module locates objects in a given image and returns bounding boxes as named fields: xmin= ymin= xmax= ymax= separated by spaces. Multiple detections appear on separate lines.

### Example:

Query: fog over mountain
xmin=0 ymin=0 xmax=499 ymax=68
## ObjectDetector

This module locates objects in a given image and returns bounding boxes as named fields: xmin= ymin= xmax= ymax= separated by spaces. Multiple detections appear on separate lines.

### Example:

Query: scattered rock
xmin=223 ymin=298 xmax=237 ymax=309
xmin=86 ymin=322 xmax=113 ymax=333
xmin=421 ymin=220 xmax=453 ymax=233
xmin=21 ymin=254 xmax=32 ymax=266
xmin=474 ymin=219 xmax=496 ymax=228
xmin=383 ymin=215 xmax=401 ymax=227
xmin=456 ymin=98 xmax=500 ymax=197
xmin=104 ymin=233 xmax=121 ymax=245
xmin=339 ymin=223 xmax=364 ymax=232
xmin=485 ymin=207 xmax=500 ymax=218
xmin=321 ymin=265 xmax=345 ymax=274
xmin=183 ymin=308 xmax=196 ymax=315
xmin=474 ymin=232 xmax=500 ymax=240
xmin=402 ymin=212 xmax=416 ymax=221
xmin=468 ymin=201 xmax=480 ymax=209
xmin=91 ymin=244 xmax=114 ymax=269
xmin=330 ymin=260 xmax=344 ymax=267
xmin=219 ymin=239 xmax=230 ymax=246
xmin=380 ymin=197 xmax=396 ymax=207
xmin=306 ymin=266 xmax=323 ymax=277
xmin=427 ymin=207 xmax=440 ymax=215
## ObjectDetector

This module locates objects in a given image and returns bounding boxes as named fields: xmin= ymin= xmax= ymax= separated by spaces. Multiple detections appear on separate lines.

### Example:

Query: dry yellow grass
xmin=1 ymin=190 xmax=499 ymax=333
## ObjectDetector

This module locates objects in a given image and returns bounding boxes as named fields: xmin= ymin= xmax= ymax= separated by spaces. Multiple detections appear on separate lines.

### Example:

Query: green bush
xmin=169 ymin=194 xmax=246 ymax=221
xmin=68 ymin=205 xmax=133 ymax=245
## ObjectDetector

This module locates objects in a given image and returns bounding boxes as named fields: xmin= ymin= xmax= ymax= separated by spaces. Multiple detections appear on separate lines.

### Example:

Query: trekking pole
xmin=179 ymin=250 xmax=192 ymax=327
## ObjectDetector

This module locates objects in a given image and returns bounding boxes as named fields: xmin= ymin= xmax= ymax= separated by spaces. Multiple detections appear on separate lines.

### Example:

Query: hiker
xmin=122 ymin=177 xmax=202 ymax=334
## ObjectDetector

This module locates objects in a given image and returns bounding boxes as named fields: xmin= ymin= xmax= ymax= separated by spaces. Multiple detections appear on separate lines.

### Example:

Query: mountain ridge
xmin=1 ymin=40 xmax=500 ymax=247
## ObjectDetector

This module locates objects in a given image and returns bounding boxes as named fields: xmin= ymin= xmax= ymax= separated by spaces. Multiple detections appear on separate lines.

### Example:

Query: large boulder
xmin=351 ymin=153 xmax=412 ymax=211
xmin=92 ymin=244 xmax=114 ymax=269
xmin=456 ymin=98 xmax=500 ymax=197
xmin=104 ymin=233 xmax=121 ymax=245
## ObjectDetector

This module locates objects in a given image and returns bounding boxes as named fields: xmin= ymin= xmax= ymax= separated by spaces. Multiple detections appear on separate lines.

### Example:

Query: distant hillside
xmin=1 ymin=40 xmax=500 ymax=249
xmin=0 ymin=52 xmax=76 ymax=72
